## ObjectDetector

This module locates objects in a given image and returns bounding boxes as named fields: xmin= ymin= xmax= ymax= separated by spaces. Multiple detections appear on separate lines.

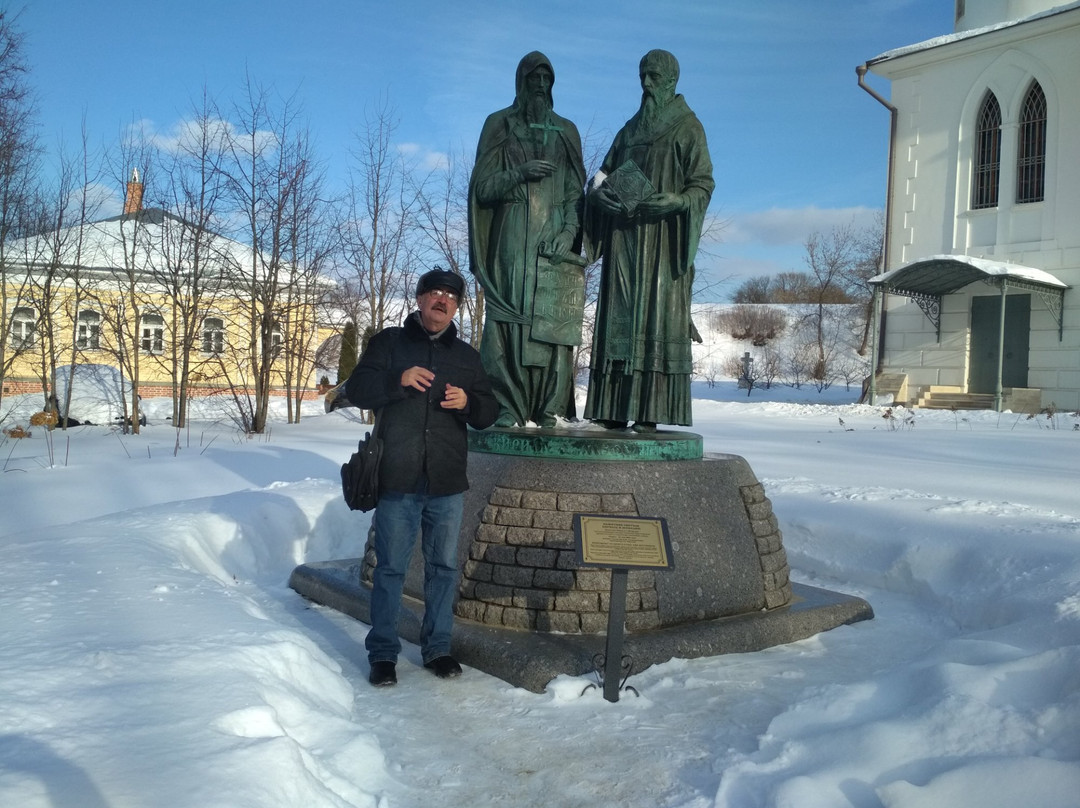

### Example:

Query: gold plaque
xmin=573 ymin=514 xmax=674 ymax=569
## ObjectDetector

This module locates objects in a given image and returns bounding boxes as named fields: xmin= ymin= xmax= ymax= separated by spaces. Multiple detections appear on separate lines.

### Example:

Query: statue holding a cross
xmin=469 ymin=51 xmax=586 ymax=428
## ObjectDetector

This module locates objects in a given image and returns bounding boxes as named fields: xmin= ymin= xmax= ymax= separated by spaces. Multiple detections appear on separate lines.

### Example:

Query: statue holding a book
xmin=469 ymin=51 xmax=586 ymax=428
xmin=584 ymin=49 xmax=714 ymax=432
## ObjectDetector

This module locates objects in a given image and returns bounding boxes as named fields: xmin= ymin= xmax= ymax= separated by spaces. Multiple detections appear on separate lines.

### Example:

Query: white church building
xmin=861 ymin=0 xmax=1078 ymax=412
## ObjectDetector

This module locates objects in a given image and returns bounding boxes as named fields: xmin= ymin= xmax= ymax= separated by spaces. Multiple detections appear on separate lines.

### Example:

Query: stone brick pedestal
xmin=291 ymin=428 xmax=872 ymax=692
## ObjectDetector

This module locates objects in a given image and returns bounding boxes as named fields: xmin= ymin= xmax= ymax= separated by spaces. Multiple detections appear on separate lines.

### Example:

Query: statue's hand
xmin=590 ymin=185 xmax=623 ymax=216
xmin=636 ymin=192 xmax=687 ymax=219
xmin=548 ymin=232 xmax=573 ymax=259
xmin=519 ymin=159 xmax=556 ymax=181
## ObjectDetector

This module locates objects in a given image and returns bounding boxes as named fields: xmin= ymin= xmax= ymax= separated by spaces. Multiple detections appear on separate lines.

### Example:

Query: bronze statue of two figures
xmin=468 ymin=49 xmax=714 ymax=433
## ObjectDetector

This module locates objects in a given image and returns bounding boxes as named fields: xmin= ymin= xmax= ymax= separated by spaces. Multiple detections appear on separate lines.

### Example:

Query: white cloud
xmin=69 ymin=181 xmax=123 ymax=220
xmin=397 ymin=142 xmax=450 ymax=172
xmin=126 ymin=117 xmax=278 ymax=157
xmin=723 ymin=206 xmax=881 ymax=247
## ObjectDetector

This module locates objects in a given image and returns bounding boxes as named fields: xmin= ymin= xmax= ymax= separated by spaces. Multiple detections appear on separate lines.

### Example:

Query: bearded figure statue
xmin=468 ymin=51 xmax=586 ymax=428
xmin=584 ymin=49 xmax=714 ymax=432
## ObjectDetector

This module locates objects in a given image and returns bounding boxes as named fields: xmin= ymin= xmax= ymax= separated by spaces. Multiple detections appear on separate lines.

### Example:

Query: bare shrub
xmin=783 ymin=343 xmax=816 ymax=389
xmin=711 ymin=305 xmax=787 ymax=344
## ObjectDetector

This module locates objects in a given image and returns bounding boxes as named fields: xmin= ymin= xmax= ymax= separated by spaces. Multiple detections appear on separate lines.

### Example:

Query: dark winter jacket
xmin=345 ymin=312 xmax=497 ymax=496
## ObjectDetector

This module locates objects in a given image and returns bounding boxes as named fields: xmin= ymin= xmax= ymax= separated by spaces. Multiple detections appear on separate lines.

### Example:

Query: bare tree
xmin=90 ymin=128 xmax=159 ymax=433
xmin=410 ymin=147 xmax=480 ymax=344
xmin=152 ymin=92 xmax=234 ymax=427
xmin=218 ymin=75 xmax=317 ymax=433
xmin=337 ymin=99 xmax=417 ymax=350
xmin=55 ymin=125 xmax=106 ymax=428
xmin=12 ymin=185 xmax=66 ymax=415
xmin=802 ymin=223 xmax=860 ymax=380
xmin=730 ymin=275 xmax=773 ymax=304
xmin=845 ymin=211 xmax=885 ymax=355
xmin=0 ymin=8 xmax=39 ymax=408
xmin=783 ymin=341 xmax=816 ymax=389
xmin=277 ymin=125 xmax=334 ymax=423
xmin=20 ymin=138 xmax=105 ymax=423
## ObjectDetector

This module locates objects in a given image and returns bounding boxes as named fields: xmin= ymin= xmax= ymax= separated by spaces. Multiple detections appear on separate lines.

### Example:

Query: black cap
xmin=416 ymin=268 xmax=466 ymax=299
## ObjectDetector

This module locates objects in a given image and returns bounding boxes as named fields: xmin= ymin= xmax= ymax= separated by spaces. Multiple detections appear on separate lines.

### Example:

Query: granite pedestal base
xmin=290 ymin=430 xmax=872 ymax=692
xmin=289 ymin=559 xmax=871 ymax=693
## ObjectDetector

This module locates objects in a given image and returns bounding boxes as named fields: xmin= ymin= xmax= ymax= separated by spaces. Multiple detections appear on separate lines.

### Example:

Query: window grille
xmin=1016 ymin=81 xmax=1046 ymax=204
xmin=972 ymin=92 xmax=1001 ymax=209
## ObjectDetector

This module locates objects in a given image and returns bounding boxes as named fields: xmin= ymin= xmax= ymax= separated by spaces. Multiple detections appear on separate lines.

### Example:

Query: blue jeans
xmin=365 ymin=485 xmax=465 ymax=666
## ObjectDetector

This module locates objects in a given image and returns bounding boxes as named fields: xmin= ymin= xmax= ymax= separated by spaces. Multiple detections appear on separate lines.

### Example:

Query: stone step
xmin=917 ymin=392 xmax=997 ymax=410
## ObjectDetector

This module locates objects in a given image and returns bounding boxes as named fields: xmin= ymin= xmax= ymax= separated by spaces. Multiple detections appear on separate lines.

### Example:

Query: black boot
xmin=368 ymin=660 xmax=397 ymax=687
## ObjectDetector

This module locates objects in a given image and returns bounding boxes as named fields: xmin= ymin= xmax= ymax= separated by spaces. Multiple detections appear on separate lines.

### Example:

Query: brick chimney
xmin=123 ymin=168 xmax=144 ymax=214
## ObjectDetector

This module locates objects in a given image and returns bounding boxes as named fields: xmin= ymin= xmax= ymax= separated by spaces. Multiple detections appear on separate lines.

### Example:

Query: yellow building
xmin=2 ymin=176 xmax=332 ymax=413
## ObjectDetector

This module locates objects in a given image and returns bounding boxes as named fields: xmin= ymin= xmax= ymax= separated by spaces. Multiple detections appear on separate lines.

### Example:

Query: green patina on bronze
xmin=468 ymin=427 xmax=703 ymax=461
xmin=468 ymin=51 xmax=586 ymax=430
xmin=583 ymin=49 xmax=714 ymax=429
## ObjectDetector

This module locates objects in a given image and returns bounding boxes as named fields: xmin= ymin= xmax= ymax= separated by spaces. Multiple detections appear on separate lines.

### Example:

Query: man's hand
xmin=401 ymin=366 xmax=435 ymax=392
xmin=636 ymin=191 xmax=687 ymax=219
xmin=519 ymin=159 xmax=556 ymax=181
xmin=441 ymin=384 xmax=468 ymax=410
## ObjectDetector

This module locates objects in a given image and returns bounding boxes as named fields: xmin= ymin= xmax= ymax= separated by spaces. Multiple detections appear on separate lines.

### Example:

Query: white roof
xmin=869 ymin=0 xmax=1080 ymax=65
xmin=6 ymin=210 xmax=251 ymax=275
xmin=3 ymin=208 xmax=334 ymax=289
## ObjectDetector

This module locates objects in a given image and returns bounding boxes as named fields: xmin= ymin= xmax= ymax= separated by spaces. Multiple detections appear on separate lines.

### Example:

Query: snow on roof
xmin=871 ymin=254 xmax=1069 ymax=291
xmin=868 ymin=1 xmax=1080 ymax=65
xmin=5 ymin=208 xmax=308 ymax=285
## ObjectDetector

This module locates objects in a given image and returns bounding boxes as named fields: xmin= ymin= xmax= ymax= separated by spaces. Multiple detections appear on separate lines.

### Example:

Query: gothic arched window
xmin=972 ymin=91 xmax=1001 ymax=210
xmin=1016 ymin=80 xmax=1046 ymax=204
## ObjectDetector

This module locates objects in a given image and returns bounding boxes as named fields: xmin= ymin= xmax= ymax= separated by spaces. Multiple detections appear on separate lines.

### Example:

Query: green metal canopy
xmin=867 ymin=255 xmax=1069 ymax=412
xmin=870 ymin=255 xmax=1068 ymax=340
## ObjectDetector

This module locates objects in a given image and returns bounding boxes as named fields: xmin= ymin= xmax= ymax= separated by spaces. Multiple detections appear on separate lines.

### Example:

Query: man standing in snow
xmin=584 ymin=49 xmax=714 ymax=432
xmin=468 ymin=51 xmax=586 ymax=428
xmin=346 ymin=268 xmax=498 ymax=687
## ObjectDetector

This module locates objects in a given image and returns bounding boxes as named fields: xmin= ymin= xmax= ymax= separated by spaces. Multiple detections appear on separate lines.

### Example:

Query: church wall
xmin=871 ymin=8 xmax=1080 ymax=411
xmin=880 ymin=296 xmax=969 ymax=391
xmin=957 ymin=0 xmax=1068 ymax=32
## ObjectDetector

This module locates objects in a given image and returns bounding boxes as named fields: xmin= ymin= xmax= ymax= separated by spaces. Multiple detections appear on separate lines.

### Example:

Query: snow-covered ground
xmin=1 ymin=382 xmax=1078 ymax=808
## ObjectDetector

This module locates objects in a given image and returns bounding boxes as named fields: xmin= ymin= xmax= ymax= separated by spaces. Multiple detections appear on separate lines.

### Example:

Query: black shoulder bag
xmin=341 ymin=412 xmax=382 ymax=512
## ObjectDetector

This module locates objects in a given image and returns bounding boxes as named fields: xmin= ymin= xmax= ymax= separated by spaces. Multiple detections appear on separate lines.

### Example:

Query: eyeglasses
xmin=426 ymin=288 xmax=460 ymax=303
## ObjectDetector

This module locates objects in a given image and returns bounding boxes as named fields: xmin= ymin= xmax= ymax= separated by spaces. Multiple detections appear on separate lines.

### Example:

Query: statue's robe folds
xmin=469 ymin=105 xmax=585 ymax=426
xmin=584 ymin=95 xmax=714 ymax=427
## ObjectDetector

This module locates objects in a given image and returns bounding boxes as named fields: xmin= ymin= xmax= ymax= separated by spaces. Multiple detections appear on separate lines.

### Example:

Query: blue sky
xmin=19 ymin=0 xmax=954 ymax=297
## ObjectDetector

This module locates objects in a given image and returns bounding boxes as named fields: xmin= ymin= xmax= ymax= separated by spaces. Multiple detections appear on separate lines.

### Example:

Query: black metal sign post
xmin=573 ymin=514 xmax=675 ymax=703
xmin=603 ymin=568 xmax=629 ymax=702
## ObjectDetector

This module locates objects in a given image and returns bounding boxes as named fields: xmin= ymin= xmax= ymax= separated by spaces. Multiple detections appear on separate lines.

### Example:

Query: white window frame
xmin=201 ymin=316 xmax=225 ymax=355
xmin=10 ymin=307 xmax=36 ymax=349
xmin=140 ymin=312 xmax=165 ymax=355
xmin=76 ymin=309 xmax=102 ymax=350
